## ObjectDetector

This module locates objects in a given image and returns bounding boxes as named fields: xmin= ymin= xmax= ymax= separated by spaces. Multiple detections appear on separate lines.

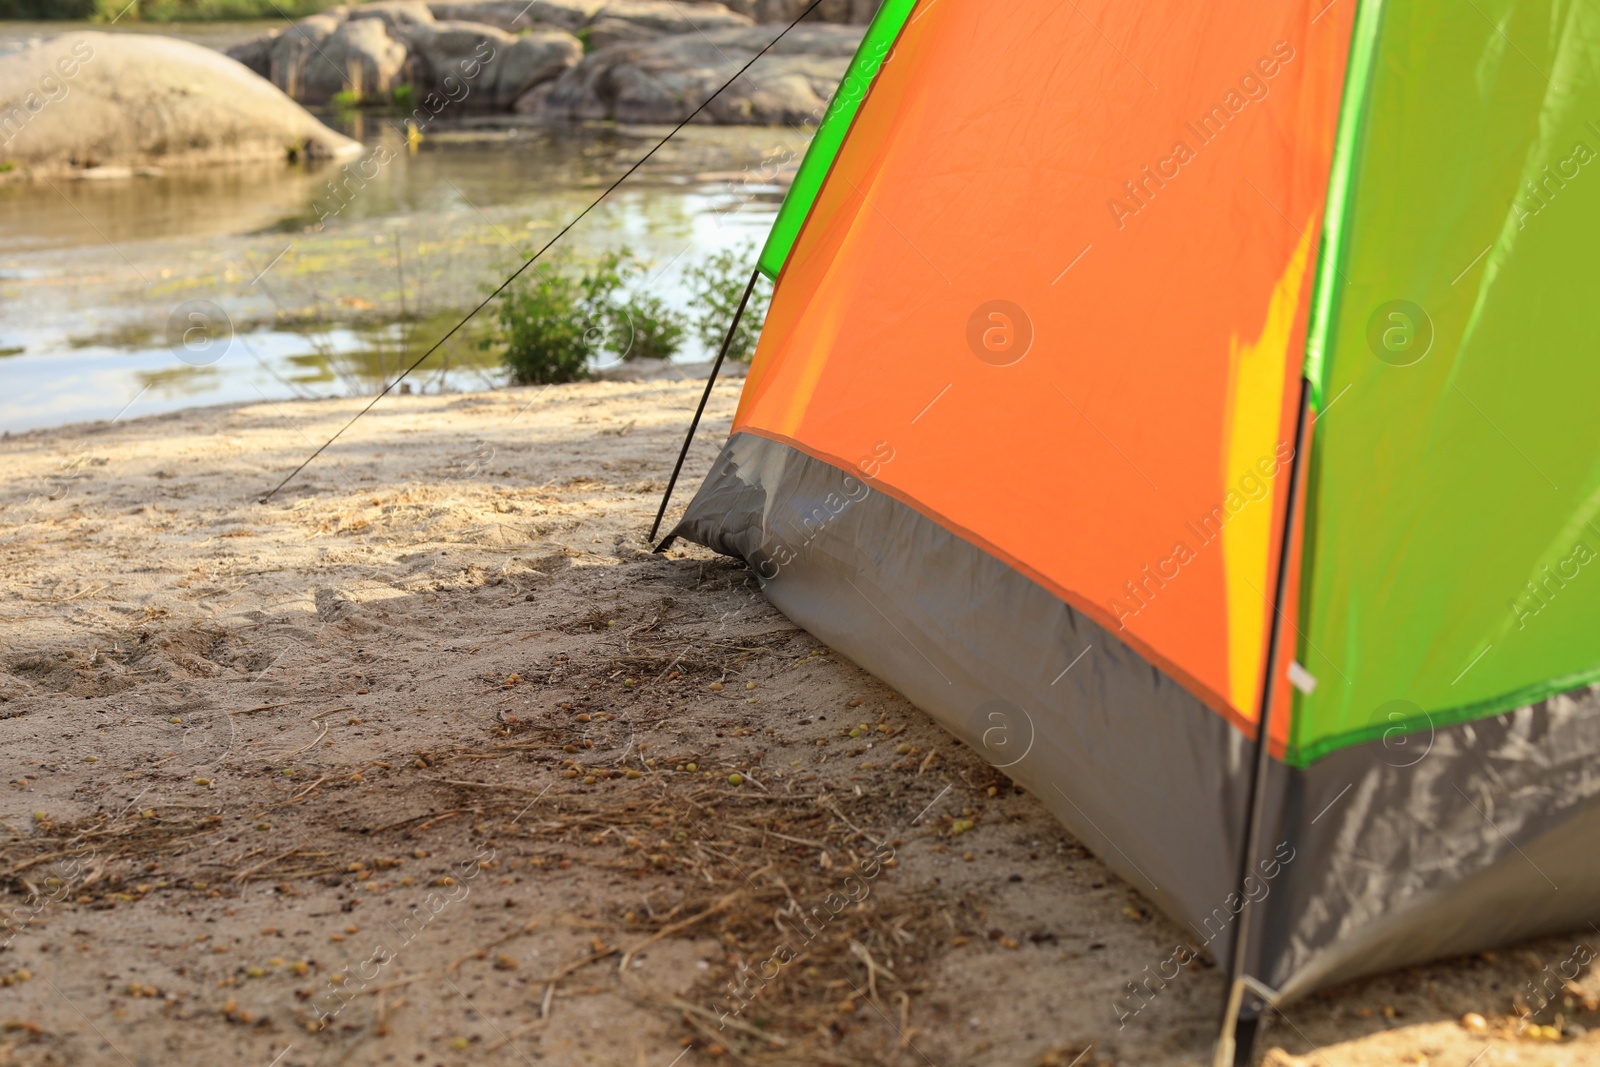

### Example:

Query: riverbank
xmin=0 ymin=120 xmax=798 ymax=430
xmin=0 ymin=383 xmax=1596 ymax=1067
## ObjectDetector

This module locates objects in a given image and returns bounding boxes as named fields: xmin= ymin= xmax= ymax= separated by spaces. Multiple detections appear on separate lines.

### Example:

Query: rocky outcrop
xmin=494 ymin=31 xmax=585 ymax=104
xmin=237 ymin=14 xmax=411 ymax=104
xmin=394 ymin=20 xmax=581 ymax=106
xmin=582 ymin=0 xmax=752 ymax=48
xmin=221 ymin=0 xmax=877 ymax=122
xmin=0 ymin=32 xmax=358 ymax=178
xmin=527 ymin=23 xmax=862 ymax=124
xmin=325 ymin=18 xmax=410 ymax=102
xmin=227 ymin=29 xmax=277 ymax=77
xmin=342 ymin=0 xmax=436 ymax=29
xmin=398 ymin=19 xmax=514 ymax=94
xmin=722 ymin=0 xmax=879 ymax=21
xmin=424 ymin=0 xmax=603 ymax=31
xmin=229 ymin=5 xmax=587 ymax=107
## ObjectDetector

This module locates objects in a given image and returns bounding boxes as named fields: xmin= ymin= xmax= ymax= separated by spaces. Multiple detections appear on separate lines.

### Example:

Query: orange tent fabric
xmin=735 ymin=0 xmax=1355 ymax=734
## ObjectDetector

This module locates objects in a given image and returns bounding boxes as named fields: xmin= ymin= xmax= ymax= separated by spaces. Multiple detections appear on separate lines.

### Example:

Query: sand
xmin=0 ymin=378 xmax=1597 ymax=1067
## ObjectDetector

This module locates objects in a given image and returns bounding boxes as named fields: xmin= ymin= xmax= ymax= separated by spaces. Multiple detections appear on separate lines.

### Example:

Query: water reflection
xmin=0 ymin=121 xmax=787 ymax=251
xmin=0 ymin=116 xmax=802 ymax=432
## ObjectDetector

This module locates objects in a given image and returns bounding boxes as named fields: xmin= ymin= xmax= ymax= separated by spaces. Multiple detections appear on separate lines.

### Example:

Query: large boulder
xmin=259 ymin=15 xmax=408 ymax=104
xmin=398 ymin=20 xmax=580 ymax=106
xmin=495 ymin=30 xmax=584 ymax=104
xmin=528 ymin=23 xmax=862 ymax=124
xmin=260 ymin=13 xmax=338 ymax=96
xmin=342 ymin=0 xmax=436 ymax=29
xmin=0 ymin=32 xmax=358 ymax=177
xmin=424 ymin=0 xmax=602 ymax=32
xmin=400 ymin=18 xmax=516 ymax=92
xmin=226 ymin=27 xmax=280 ymax=77
xmin=582 ymin=1 xmax=752 ymax=48
xmin=744 ymin=0 xmax=880 ymax=21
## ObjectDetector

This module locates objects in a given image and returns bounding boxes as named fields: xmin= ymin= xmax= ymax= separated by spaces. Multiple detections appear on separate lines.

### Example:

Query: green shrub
xmin=392 ymin=84 xmax=418 ymax=112
xmin=488 ymin=263 xmax=592 ymax=385
xmin=686 ymin=245 xmax=770 ymax=362
xmin=489 ymin=250 xmax=686 ymax=384
xmin=621 ymin=293 xmax=686 ymax=361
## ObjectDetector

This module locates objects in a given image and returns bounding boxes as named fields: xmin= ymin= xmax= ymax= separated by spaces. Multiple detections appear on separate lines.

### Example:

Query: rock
xmin=400 ymin=20 xmax=501 ymax=101
xmin=225 ymin=28 xmax=281 ymax=78
xmin=424 ymin=0 xmax=602 ymax=32
xmin=531 ymin=23 xmax=863 ymax=124
xmin=580 ymin=16 xmax=655 ymax=47
xmin=512 ymin=80 xmax=560 ymax=114
xmin=331 ymin=18 xmax=410 ymax=101
xmin=399 ymin=19 xmax=514 ymax=99
xmin=262 ymin=15 xmax=406 ymax=105
xmin=400 ymin=21 xmax=581 ymax=106
xmin=495 ymin=30 xmax=583 ymax=105
xmin=263 ymin=13 xmax=339 ymax=91
xmin=344 ymin=0 xmax=436 ymax=29
xmin=0 ymin=32 xmax=358 ymax=177
xmin=725 ymin=0 xmax=879 ymax=21
xmin=264 ymin=15 xmax=407 ymax=104
xmin=581 ymin=1 xmax=752 ymax=49
xmin=426 ymin=0 xmax=748 ymax=37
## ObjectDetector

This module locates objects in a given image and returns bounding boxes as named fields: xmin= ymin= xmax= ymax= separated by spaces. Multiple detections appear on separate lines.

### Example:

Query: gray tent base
xmin=665 ymin=431 xmax=1600 ymax=1005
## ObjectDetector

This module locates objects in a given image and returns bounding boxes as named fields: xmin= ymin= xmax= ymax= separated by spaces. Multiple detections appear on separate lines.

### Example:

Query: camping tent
xmin=659 ymin=0 xmax=1600 ymax=1053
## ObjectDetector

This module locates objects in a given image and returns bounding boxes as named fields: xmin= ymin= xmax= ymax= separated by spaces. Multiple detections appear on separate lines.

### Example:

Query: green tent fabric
xmin=1296 ymin=0 xmax=1600 ymax=764
xmin=756 ymin=0 xmax=918 ymax=279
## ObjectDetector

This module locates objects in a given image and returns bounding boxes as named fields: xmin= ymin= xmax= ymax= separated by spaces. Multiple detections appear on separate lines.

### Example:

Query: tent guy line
xmin=258 ymin=0 xmax=830 ymax=504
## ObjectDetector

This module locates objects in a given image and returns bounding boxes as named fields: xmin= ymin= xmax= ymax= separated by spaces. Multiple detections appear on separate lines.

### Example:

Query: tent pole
xmin=1214 ymin=375 xmax=1313 ymax=1067
xmin=649 ymin=267 xmax=761 ymax=546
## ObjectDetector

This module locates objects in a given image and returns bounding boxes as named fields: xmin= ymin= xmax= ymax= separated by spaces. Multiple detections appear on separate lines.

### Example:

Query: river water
xmin=0 ymin=40 xmax=804 ymax=431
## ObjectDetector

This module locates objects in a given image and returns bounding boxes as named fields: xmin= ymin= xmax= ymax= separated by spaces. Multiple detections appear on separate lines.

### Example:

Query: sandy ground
xmin=0 ymin=378 xmax=1598 ymax=1067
